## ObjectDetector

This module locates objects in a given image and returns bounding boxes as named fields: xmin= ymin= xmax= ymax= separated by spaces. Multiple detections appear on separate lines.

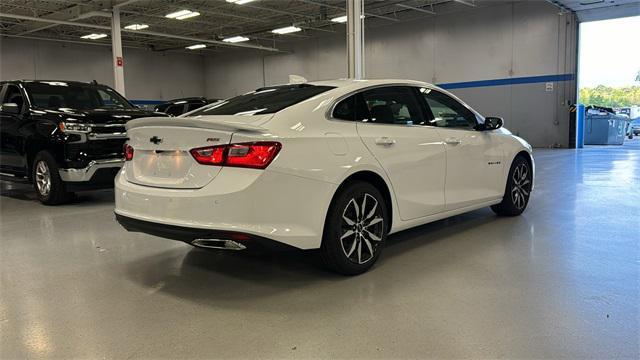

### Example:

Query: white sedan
xmin=115 ymin=79 xmax=534 ymax=275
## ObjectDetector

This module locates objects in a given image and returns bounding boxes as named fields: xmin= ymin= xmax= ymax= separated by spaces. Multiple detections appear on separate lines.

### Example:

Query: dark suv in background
xmin=0 ymin=80 xmax=165 ymax=204
xmin=154 ymin=97 xmax=219 ymax=116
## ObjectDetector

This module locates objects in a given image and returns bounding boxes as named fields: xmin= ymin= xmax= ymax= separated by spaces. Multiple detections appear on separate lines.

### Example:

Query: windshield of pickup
xmin=24 ymin=82 xmax=134 ymax=110
xmin=187 ymin=84 xmax=335 ymax=116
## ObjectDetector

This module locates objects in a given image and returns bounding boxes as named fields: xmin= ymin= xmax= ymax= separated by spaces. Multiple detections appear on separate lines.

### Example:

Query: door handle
xmin=375 ymin=137 xmax=396 ymax=146
xmin=445 ymin=137 xmax=461 ymax=146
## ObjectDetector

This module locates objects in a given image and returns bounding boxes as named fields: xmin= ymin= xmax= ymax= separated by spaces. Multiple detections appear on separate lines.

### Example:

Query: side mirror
xmin=0 ymin=103 xmax=20 ymax=114
xmin=476 ymin=116 xmax=503 ymax=131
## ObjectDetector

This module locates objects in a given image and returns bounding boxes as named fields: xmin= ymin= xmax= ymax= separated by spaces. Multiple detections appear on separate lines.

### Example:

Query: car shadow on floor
xmin=124 ymin=207 xmax=511 ymax=308
xmin=0 ymin=182 xmax=115 ymax=206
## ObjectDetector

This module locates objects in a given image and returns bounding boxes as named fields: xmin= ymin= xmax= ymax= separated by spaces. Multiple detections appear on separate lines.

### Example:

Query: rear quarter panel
xmin=234 ymin=91 xmax=402 ymax=233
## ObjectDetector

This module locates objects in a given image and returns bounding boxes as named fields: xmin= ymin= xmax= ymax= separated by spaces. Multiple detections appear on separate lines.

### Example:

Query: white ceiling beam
xmin=395 ymin=4 xmax=436 ymax=15
xmin=1 ymin=34 xmax=145 ymax=49
xmin=453 ymin=0 xmax=477 ymax=7
xmin=19 ymin=10 xmax=110 ymax=35
xmin=113 ymin=0 xmax=145 ymax=9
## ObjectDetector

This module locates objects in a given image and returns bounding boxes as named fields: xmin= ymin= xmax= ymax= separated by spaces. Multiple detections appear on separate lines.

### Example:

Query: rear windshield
xmin=188 ymin=84 xmax=335 ymax=116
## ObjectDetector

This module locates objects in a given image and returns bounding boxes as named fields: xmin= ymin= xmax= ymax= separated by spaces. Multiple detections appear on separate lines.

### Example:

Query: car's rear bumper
xmin=115 ymin=213 xmax=296 ymax=251
xmin=114 ymin=166 xmax=336 ymax=250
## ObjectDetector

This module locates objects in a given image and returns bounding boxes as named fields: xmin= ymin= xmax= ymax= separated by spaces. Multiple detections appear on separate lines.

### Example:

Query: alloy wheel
xmin=35 ymin=160 xmax=51 ymax=197
xmin=510 ymin=163 xmax=531 ymax=210
xmin=340 ymin=193 xmax=384 ymax=264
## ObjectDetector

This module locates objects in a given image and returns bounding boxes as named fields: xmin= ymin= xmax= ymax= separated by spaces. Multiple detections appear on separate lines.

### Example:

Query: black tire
xmin=491 ymin=155 xmax=532 ymax=216
xmin=320 ymin=181 xmax=388 ymax=275
xmin=32 ymin=151 xmax=74 ymax=205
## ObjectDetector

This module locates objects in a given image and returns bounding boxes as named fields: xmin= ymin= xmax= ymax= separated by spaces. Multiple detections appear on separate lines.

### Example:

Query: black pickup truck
xmin=0 ymin=80 xmax=165 ymax=204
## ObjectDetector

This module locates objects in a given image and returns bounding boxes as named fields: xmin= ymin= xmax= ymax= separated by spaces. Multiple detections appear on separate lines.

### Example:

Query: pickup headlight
xmin=59 ymin=122 xmax=92 ymax=133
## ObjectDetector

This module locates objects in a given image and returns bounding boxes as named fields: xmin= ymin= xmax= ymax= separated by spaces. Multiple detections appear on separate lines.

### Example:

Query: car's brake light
xmin=190 ymin=142 xmax=281 ymax=169
xmin=190 ymin=146 xmax=225 ymax=166
xmin=123 ymin=143 xmax=134 ymax=161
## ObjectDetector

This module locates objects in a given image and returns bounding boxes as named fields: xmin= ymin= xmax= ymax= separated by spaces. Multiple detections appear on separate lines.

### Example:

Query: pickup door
xmin=0 ymin=84 xmax=28 ymax=174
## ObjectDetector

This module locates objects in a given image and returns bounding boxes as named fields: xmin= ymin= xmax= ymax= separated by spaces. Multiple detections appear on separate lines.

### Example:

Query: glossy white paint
xmin=115 ymin=79 xmax=534 ymax=249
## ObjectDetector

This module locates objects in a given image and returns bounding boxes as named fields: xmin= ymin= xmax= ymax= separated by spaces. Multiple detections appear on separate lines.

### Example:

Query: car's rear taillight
xmin=190 ymin=146 xmax=225 ymax=166
xmin=190 ymin=142 xmax=281 ymax=169
xmin=124 ymin=143 xmax=134 ymax=161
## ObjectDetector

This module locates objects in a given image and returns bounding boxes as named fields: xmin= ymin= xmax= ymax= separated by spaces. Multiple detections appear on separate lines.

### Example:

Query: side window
xmin=2 ymin=85 xmax=25 ymax=110
xmin=420 ymin=88 xmax=477 ymax=129
xmin=360 ymin=86 xmax=426 ymax=125
xmin=165 ymin=104 xmax=185 ymax=116
xmin=332 ymin=94 xmax=369 ymax=121
xmin=186 ymin=102 xmax=204 ymax=112
xmin=97 ymin=89 xmax=116 ymax=107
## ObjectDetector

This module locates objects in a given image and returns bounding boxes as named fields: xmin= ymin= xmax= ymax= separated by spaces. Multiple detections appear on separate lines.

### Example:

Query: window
xmin=360 ymin=87 xmax=426 ymax=125
xmin=420 ymin=88 xmax=477 ymax=129
xmin=332 ymin=94 xmax=369 ymax=121
xmin=155 ymin=103 xmax=170 ymax=113
xmin=165 ymin=105 xmax=185 ymax=116
xmin=2 ymin=85 xmax=24 ymax=110
xmin=186 ymin=102 xmax=205 ymax=112
xmin=189 ymin=84 xmax=335 ymax=116
xmin=24 ymin=82 xmax=133 ymax=110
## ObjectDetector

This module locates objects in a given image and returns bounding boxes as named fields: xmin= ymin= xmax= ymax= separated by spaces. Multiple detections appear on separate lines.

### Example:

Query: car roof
xmin=307 ymin=78 xmax=433 ymax=90
xmin=1 ymin=80 xmax=104 ymax=86
xmin=165 ymin=97 xmax=208 ymax=103
xmin=245 ymin=78 xmax=443 ymax=99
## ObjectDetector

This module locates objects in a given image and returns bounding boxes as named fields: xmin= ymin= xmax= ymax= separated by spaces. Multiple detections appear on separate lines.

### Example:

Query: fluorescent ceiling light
xmin=166 ymin=10 xmax=200 ymax=20
xmin=166 ymin=10 xmax=191 ymax=18
xmin=272 ymin=26 xmax=302 ymax=34
xmin=331 ymin=14 xmax=365 ymax=23
xmin=226 ymin=0 xmax=256 ymax=4
xmin=81 ymin=33 xmax=107 ymax=40
xmin=222 ymin=36 xmax=250 ymax=43
xmin=176 ymin=11 xmax=200 ymax=20
xmin=331 ymin=15 xmax=347 ymax=23
xmin=124 ymin=24 xmax=149 ymax=30
xmin=186 ymin=44 xmax=206 ymax=50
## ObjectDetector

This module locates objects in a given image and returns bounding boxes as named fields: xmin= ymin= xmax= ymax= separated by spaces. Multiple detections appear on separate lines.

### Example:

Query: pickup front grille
xmin=91 ymin=124 xmax=126 ymax=134
xmin=87 ymin=138 xmax=126 ymax=158
xmin=67 ymin=139 xmax=126 ymax=164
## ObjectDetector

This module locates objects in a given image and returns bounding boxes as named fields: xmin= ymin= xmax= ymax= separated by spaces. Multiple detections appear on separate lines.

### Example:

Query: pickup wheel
xmin=32 ymin=151 xmax=74 ymax=205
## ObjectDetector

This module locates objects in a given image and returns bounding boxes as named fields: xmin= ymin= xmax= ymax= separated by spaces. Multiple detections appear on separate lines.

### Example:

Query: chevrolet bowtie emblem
xmin=149 ymin=136 xmax=163 ymax=144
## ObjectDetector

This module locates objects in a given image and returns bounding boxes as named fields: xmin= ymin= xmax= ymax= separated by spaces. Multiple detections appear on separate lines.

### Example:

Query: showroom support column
xmin=347 ymin=0 xmax=364 ymax=79
xmin=111 ymin=8 xmax=125 ymax=95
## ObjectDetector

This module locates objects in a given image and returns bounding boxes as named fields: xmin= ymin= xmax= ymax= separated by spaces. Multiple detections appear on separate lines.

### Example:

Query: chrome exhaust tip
xmin=191 ymin=239 xmax=247 ymax=251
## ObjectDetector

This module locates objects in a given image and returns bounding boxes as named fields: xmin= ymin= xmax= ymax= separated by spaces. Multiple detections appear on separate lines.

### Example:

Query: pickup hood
xmin=34 ymin=108 xmax=166 ymax=124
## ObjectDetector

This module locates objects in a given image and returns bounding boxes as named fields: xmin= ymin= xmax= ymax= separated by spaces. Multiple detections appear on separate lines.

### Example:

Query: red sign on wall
xmin=116 ymin=57 xmax=123 ymax=67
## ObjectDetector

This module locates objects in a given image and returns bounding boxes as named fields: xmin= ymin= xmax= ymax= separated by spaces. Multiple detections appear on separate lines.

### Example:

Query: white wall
xmin=0 ymin=37 xmax=205 ymax=101
xmin=203 ymin=2 xmax=578 ymax=147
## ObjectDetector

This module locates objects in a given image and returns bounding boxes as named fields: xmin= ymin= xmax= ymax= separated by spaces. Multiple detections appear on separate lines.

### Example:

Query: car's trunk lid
xmin=124 ymin=115 xmax=271 ymax=189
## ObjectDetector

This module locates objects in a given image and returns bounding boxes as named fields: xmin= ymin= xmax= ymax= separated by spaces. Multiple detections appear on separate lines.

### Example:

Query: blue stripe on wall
xmin=130 ymin=74 xmax=576 ymax=104
xmin=437 ymin=73 xmax=574 ymax=90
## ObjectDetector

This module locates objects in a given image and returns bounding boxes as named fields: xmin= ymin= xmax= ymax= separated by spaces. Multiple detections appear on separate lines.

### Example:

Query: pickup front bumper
xmin=59 ymin=158 xmax=123 ymax=182
xmin=59 ymin=158 xmax=123 ymax=187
